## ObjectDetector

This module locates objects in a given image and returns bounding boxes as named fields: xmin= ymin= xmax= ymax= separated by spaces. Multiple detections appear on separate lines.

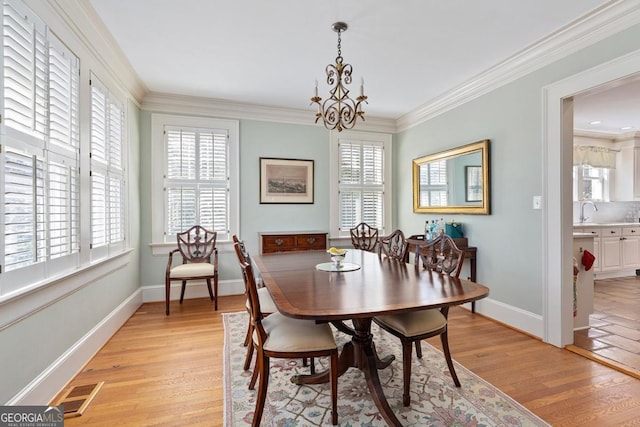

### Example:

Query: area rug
xmin=223 ymin=312 xmax=550 ymax=426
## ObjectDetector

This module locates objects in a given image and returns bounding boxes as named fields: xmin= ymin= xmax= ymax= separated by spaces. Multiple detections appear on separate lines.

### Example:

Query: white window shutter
xmin=338 ymin=140 xmax=384 ymax=231
xmin=164 ymin=126 xmax=230 ymax=239
xmin=2 ymin=2 xmax=47 ymax=140
xmin=90 ymin=75 xmax=125 ymax=249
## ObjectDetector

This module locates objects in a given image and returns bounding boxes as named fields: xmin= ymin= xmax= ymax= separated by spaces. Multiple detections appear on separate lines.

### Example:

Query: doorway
xmin=543 ymin=49 xmax=640 ymax=348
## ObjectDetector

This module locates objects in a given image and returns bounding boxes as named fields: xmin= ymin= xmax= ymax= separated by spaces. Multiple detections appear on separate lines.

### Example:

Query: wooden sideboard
xmin=259 ymin=231 xmax=328 ymax=254
xmin=406 ymin=235 xmax=479 ymax=313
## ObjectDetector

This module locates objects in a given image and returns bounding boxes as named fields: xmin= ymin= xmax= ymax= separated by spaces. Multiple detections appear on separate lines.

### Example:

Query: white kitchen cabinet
xmin=574 ymin=227 xmax=601 ymax=272
xmin=600 ymin=227 xmax=622 ymax=271
xmin=575 ymin=225 xmax=640 ymax=277
xmin=622 ymin=226 xmax=640 ymax=269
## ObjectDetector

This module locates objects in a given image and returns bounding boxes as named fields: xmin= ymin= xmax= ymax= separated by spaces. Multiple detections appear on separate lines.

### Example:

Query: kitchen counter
xmin=574 ymin=222 xmax=640 ymax=227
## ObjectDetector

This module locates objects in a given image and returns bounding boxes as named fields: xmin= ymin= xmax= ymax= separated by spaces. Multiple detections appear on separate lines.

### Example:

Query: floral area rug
xmin=223 ymin=312 xmax=550 ymax=426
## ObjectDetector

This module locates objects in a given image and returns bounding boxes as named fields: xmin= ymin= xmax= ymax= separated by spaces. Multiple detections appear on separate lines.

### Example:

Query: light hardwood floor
xmin=53 ymin=296 xmax=640 ymax=426
xmin=571 ymin=276 xmax=640 ymax=379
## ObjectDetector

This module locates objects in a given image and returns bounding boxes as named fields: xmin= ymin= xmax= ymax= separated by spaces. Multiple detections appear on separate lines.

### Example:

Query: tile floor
xmin=573 ymin=276 xmax=640 ymax=377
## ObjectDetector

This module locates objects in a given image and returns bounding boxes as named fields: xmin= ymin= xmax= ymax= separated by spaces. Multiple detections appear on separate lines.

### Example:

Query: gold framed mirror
xmin=413 ymin=139 xmax=490 ymax=214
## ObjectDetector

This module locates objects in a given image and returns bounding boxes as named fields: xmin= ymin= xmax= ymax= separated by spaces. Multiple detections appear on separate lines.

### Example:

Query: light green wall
xmin=138 ymin=113 xmax=330 ymax=289
xmin=396 ymin=23 xmax=640 ymax=314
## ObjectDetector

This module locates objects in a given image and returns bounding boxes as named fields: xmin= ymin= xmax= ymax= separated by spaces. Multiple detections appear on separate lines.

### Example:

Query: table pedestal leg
xmin=292 ymin=318 xmax=401 ymax=426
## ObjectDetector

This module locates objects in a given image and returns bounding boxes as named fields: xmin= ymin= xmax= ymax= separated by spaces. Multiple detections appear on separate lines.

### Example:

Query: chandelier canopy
xmin=311 ymin=22 xmax=368 ymax=132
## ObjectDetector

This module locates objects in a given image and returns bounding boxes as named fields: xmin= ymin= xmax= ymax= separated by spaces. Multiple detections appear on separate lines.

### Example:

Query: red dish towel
xmin=582 ymin=250 xmax=596 ymax=271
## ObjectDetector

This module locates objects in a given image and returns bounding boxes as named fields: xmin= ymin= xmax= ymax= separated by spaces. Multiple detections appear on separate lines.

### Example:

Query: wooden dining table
xmin=252 ymin=248 xmax=489 ymax=426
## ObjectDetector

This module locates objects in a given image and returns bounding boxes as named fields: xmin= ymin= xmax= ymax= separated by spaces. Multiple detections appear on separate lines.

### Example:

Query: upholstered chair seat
xmin=169 ymin=263 xmax=216 ymax=278
xmin=257 ymin=312 xmax=337 ymax=353
xmin=375 ymin=309 xmax=446 ymax=337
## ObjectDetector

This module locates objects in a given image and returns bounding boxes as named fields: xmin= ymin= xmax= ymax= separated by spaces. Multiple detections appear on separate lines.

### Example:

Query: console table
xmin=406 ymin=235 xmax=479 ymax=313
xmin=259 ymin=231 xmax=328 ymax=254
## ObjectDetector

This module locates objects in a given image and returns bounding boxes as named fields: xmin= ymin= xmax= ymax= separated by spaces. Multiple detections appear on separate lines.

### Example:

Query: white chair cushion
xmin=245 ymin=287 xmax=278 ymax=314
xmin=170 ymin=263 xmax=215 ymax=278
xmin=255 ymin=312 xmax=336 ymax=353
xmin=375 ymin=309 xmax=446 ymax=337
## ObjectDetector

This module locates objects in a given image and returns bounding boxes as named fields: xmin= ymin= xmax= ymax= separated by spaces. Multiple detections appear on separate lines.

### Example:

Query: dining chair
xmin=373 ymin=233 xmax=464 ymax=406
xmin=350 ymin=222 xmax=379 ymax=252
xmin=377 ymin=229 xmax=409 ymax=261
xmin=165 ymin=225 xmax=218 ymax=315
xmin=231 ymin=235 xmax=278 ymax=384
xmin=234 ymin=243 xmax=339 ymax=426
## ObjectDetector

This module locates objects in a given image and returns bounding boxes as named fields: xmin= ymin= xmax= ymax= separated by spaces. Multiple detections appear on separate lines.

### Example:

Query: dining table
xmin=251 ymin=248 xmax=489 ymax=426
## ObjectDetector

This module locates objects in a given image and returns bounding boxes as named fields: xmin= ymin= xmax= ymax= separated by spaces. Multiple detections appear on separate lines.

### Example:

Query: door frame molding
xmin=542 ymin=49 xmax=640 ymax=347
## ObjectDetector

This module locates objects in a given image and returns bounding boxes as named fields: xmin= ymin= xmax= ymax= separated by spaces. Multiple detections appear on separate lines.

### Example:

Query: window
xmin=165 ymin=126 xmax=228 ymax=237
xmin=419 ymin=159 xmax=448 ymax=206
xmin=150 ymin=114 xmax=239 ymax=248
xmin=89 ymin=75 xmax=126 ymax=257
xmin=330 ymin=131 xmax=392 ymax=237
xmin=573 ymin=165 xmax=610 ymax=202
xmin=1 ymin=0 xmax=80 ymax=293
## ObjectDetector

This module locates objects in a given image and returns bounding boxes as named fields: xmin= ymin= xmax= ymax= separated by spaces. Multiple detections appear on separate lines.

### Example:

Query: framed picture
xmin=465 ymin=165 xmax=483 ymax=202
xmin=260 ymin=157 xmax=314 ymax=204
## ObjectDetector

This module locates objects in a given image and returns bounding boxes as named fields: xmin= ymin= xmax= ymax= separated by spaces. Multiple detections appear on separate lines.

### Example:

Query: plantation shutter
xmin=2 ymin=1 xmax=47 ymax=140
xmin=1 ymin=2 xmax=80 ymax=276
xmin=90 ymin=75 xmax=125 ymax=249
xmin=165 ymin=126 xmax=229 ymax=239
xmin=3 ymin=148 xmax=46 ymax=271
xmin=338 ymin=140 xmax=384 ymax=231
xmin=420 ymin=160 xmax=448 ymax=206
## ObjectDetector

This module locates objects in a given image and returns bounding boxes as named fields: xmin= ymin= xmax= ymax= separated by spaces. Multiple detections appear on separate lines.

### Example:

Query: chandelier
xmin=311 ymin=22 xmax=368 ymax=132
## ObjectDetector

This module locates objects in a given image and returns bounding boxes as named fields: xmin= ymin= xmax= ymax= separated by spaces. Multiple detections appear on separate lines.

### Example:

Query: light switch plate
xmin=533 ymin=195 xmax=542 ymax=209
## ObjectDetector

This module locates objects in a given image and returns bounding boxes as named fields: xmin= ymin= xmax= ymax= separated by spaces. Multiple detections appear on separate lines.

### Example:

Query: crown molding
xmin=397 ymin=0 xmax=640 ymax=133
xmin=574 ymin=129 xmax=640 ymax=140
xmin=142 ymin=92 xmax=398 ymax=134
xmin=38 ymin=0 xmax=147 ymax=104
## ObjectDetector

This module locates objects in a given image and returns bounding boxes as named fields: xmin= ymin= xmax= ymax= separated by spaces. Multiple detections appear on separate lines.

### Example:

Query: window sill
xmin=0 ymin=249 xmax=134 ymax=331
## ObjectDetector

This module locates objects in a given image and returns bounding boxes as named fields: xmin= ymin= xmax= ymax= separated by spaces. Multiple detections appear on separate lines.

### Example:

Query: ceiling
xmin=88 ymin=0 xmax=636 ymax=131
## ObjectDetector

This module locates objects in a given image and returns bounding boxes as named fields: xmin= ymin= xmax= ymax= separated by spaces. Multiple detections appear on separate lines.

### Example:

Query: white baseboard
xmin=471 ymin=297 xmax=544 ymax=339
xmin=8 ymin=289 xmax=143 ymax=405
xmin=141 ymin=279 xmax=244 ymax=302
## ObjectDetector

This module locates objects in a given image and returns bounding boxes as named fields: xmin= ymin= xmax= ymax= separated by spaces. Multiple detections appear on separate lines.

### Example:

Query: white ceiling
xmin=89 ymin=0 xmax=634 ymax=131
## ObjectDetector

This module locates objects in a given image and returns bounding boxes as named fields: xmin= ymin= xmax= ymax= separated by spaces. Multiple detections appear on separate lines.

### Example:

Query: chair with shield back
xmin=234 ymin=242 xmax=339 ymax=426
xmin=165 ymin=225 xmax=218 ymax=315
xmin=373 ymin=233 xmax=464 ymax=406
xmin=350 ymin=222 xmax=379 ymax=252
xmin=377 ymin=229 xmax=409 ymax=261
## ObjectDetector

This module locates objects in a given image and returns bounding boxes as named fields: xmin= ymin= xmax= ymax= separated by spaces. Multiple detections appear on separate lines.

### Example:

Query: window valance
xmin=573 ymin=145 xmax=617 ymax=169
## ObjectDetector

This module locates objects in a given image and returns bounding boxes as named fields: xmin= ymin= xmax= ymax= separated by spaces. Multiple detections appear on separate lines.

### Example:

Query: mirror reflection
xmin=413 ymin=140 xmax=490 ymax=214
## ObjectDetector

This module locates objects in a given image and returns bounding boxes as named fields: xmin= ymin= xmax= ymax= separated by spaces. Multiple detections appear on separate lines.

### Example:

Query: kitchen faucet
xmin=579 ymin=200 xmax=598 ymax=223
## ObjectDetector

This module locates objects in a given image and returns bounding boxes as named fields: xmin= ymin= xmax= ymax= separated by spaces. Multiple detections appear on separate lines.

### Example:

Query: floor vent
xmin=56 ymin=381 xmax=104 ymax=418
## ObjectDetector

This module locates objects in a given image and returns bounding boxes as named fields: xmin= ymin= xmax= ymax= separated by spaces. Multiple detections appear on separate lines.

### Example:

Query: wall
xmin=138 ymin=112 xmax=331 ymax=296
xmin=396 ymin=23 xmax=640 ymax=322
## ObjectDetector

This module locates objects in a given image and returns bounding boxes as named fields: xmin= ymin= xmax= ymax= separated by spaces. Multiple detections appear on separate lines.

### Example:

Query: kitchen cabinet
xmin=573 ymin=227 xmax=600 ymax=272
xmin=622 ymin=226 xmax=640 ymax=269
xmin=575 ymin=225 xmax=640 ymax=277
xmin=600 ymin=227 xmax=622 ymax=271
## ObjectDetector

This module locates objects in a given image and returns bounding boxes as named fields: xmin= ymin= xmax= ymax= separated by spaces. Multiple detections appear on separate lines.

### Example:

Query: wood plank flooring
xmin=572 ymin=276 xmax=640 ymax=379
xmin=52 ymin=296 xmax=640 ymax=426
